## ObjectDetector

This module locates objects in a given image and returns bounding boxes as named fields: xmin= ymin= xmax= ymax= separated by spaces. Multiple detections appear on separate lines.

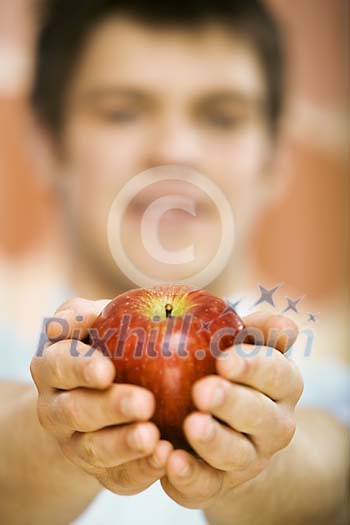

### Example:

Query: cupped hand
xmin=161 ymin=312 xmax=304 ymax=508
xmin=30 ymin=298 xmax=173 ymax=496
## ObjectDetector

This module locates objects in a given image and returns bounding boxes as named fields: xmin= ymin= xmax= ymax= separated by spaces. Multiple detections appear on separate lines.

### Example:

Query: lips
xmin=128 ymin=196 xmax=213 ymax=222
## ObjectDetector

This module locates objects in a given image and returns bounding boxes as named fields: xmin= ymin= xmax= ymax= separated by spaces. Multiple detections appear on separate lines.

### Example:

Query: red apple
xmin=89 ymin=284 xmax=244 ymax=451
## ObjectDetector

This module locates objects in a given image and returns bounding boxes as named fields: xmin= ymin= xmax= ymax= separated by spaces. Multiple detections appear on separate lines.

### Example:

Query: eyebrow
xmin=83 ymin=86 xmax=264 ymax=103
xmin=80 ymin=87 xmax=150 ymax=104
xmin=197 ymin=90 xmax=266 ymax=107
xmin=78 ymin=86 xmax=266 ymax=109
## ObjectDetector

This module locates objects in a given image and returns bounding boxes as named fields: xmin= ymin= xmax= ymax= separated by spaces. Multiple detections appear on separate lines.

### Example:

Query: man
xmin=0 ymin=1 xmax=348 ymax=524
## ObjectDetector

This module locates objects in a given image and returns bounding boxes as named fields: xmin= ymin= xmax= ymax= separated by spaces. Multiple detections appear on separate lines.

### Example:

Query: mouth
xmin=110 ymin=173 xmax=220 ymax=240
xmin=127 ymin=197 xmax=214 ymax=228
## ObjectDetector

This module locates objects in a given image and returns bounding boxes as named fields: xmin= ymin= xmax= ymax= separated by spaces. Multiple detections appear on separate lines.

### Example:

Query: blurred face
xmin=57 ymin=16 xmax=274 ymax=294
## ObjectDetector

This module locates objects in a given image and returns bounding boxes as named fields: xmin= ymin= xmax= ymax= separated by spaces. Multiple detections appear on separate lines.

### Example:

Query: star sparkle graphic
xmin=307 ymin=312 xmax=319 ymax=323
xmin=282 ymin=295 xmax=305 ymax=314
xmin=219 ymin=299 xmax=242 ymax=318
xmin=197 ymin=319 xmax=213 ymax=334
xmin=253 ymin=283 xmax=283 ymax=308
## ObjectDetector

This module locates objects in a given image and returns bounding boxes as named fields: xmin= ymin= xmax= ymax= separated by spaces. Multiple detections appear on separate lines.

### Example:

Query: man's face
xmin=57 ymin=16 xmax=273 ymax=292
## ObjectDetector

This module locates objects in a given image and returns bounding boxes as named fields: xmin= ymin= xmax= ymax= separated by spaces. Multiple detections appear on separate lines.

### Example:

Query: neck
xmin=68 ymin=246 xmax=252 ymax=301
xmin=68 ymin=253 xmax=127 ymax=300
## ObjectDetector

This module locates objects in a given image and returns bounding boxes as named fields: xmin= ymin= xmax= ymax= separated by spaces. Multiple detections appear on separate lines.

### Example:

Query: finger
xmin=161 ymin=448 xmax=224 ymax=508
xmin=50 ymin=384 xmax=156 ymax=432
xmin=69 ymin=422 xmax=160 ymax=468
xmin=46 ymin=298 xmax=111 ymax=341
xmin=192 ymin=376 xmax=296 ymax=454
xmin=242 ymin=312 xmax=298 ymax=353
xmin=31 ymin=339 xmax=115 ymax=390
xmin=216 ymin=344 xmax=304 ymax=403
xmin=102 ymin=440 xmax=173 ymax=495
xmin=184 ymin=412 xmax=256 ymax=471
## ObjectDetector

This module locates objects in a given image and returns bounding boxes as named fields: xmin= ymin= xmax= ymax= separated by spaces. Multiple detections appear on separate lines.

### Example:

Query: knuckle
xmin=238 ymin=354 xmax=250 ymax=375
xmin=49 ymin=359 xmax=66 ymax=388
xmin=60 ymin=338 xmax=77 ymax=356
xmin=103 ymin=474 xmax=143 ymax=496
xmin=266 ymin=360 xmax=283 ymax=394
xmin=60 ymin=440 xmax=76 ymax=463
xmin=57 ymin=297 xmax=82 ymax=313
xmin=59 ymin=392 xmax=81 ymax=429
xmin=61 ymin=297 xmax=101 ymax=318
xmin=186 ymin=476 xmax=221 ymax=504
xmin=240 ymin=353 xmax=259 ymax=378
xmin=230 ymin=449 xmax=253 ymax=471
xmin=49 ymin=359 xmax=63 ymax=387
xmin=80 ymin=360 xmax=91 ymax=382
xmin=72 ymin=355 xmax=87 ymax=382
xmin=289 ymin=363 xmax=304 ymax=402
xmin=243 ymin=349 xmax=271 ymax=377
xmin=280 ymin=417 xmax=296 ymax=448
xmin=37 ymin=401 xmax=51 ymax=430
xmin=295 ymin=376 xmax=304 ymax=401
xmin=37 ymin=398 xmax=60 ymax=435
xmin=112 ymin=466 xmax=134 ymax=492
xmin=30 ymin=359 xmax=41 ymax=386
xmin=48 ymin=341 xmax=69 ymax=371
xmin=263 ymin=344 xmax=281 ymax=362
xmin=81 ymin=434 xmax=99 ymax=465
xmin=49 ymin=341 xmax=78 ymax=387
xmin=29 ymin=358 xmax=37 ymax=376
xmin=245 ymin=391 xmax=265 ymax=431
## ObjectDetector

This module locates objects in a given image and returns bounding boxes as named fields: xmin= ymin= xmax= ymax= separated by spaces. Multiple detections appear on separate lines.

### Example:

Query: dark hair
xmin=31 ymin=0 xmax=284 ymax=133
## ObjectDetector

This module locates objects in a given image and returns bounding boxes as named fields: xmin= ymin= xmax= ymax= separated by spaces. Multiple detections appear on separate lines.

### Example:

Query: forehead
xmin=69 ymin=16 xmax=267 ymax=100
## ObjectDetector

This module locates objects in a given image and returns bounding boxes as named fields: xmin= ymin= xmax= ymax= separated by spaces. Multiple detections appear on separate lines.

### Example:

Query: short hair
xmin=31 ymin=0 xmax=284 ymax=133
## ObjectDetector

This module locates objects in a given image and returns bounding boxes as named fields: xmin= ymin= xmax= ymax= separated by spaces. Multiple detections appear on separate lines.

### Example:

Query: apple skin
xmin=89 ymin=285 xmax=244 ymax=451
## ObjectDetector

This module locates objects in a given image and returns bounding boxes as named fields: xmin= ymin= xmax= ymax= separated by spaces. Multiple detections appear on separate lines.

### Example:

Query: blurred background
xmin=0 ymin=0 xmax=348 ymax=361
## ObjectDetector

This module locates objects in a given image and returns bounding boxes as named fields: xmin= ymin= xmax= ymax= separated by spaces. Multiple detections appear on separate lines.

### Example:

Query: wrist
xmin=203 ymin=458 xmax=275 ymax=525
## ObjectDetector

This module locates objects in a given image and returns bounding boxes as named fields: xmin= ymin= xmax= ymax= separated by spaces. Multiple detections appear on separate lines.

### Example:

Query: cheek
xmin=63 ymin=118 xmax=148 ymax=189
xmin=62 ymin=121 xmax=146 ymax=230
xmin=204 ymin=127 xmax=272 ymax=238
xmin=207 ymin=127 xmax=271 ymax=192
xmin=231 ymin=130 xmax=271 ymax=182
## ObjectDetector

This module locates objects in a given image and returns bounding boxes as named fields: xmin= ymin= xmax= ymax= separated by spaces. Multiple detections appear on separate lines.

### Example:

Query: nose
xmin=143 ymin=115 xmax=202 ymax=170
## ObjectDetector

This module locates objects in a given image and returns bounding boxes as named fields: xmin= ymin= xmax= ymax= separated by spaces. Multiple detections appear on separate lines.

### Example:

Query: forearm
xmin=0 ymin=381 xmax=101 ymax=525
xmin=205 ymin=407 xmax=348 ymax=525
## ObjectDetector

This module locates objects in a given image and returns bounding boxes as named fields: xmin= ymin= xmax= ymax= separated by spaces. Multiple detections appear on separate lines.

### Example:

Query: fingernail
xmin=199 ymin=420 xmax=215 ymax=442
xmin=84 ymin=363 xmax=95 ymax=383
xmin=148 ymin=453 xmax=163 ymax=469
xmin=177 ymin=461 xmax=192 ymax=478
xmin=128 ymin=427 xmax=146 ymax=452
xmin=120 ymin=396 xmax=135 ymax=418
xmin=218 ymin=351 xmax=230 ymax=360
xmin=85 ymin=360 xmax=107 ymax=383
xmin=229 ymin=353 xmax=245 ymax=377
xmin=211 ymin=386 xmax=225 ymax=408
xmin=53 ymin=309 xmax=72 ymax=319
xmin=46 ymin=311 xmax=71 ymax=338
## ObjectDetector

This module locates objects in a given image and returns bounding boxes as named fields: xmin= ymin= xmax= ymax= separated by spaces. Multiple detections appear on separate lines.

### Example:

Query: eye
xmin=102 ymin=109 xmax=139 ymax=123
xmin=206 ymin=113 xmax=241 ymax=130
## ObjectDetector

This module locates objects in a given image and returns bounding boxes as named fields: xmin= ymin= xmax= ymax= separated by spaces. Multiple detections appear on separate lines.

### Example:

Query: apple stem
xmin=165 ymin=304 xmax=173 ymax=318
